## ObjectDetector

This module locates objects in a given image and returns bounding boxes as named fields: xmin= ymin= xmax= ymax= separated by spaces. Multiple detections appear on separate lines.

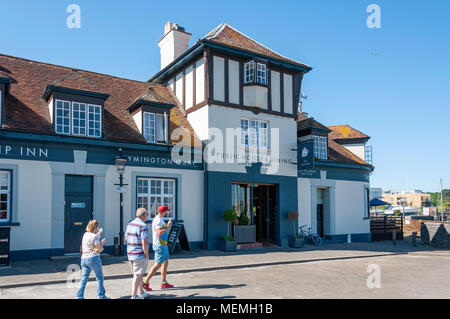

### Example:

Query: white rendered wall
xmin=195 ymin=59 xmax=205 ymax=104
xmin=343 ymin=144 xmax=365 ymax=161
xmin=213 ymin=56 xmax=225 ymax=102
xmin=185 ymin=65 xmax=194 ymax=110
xmin=228 ymin=60 xmax=240 ymax=104
xmin=104 ymin=165 xmax=204 ymax=245
xmin=334 ymin=180 xmax=370 ymax=234
xmin=283 ymin=74 xmax=293 ymax=114
xmin=186 ymin=105 xmax=210 ymax=141
xmin=298 ymin=178 xmax=312 ymax=231
xmin=175 ymin=72 xmax=183 ymax=105
xmin=132 ymin=110 xmax=142 ymax=134
xmin=270 ymin=71 xmax=281 ymax=112
xmin=3 ymin=159 xmax=53 ymax=251
xmin=206 ymin=104 xmax=297 ymax=177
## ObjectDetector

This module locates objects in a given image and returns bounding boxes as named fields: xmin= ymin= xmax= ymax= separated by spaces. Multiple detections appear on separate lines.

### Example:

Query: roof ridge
xmin=207 ymin=24 xmax=311 ymax=68
xmin=0 ymin=53 xmax=149 ymax=84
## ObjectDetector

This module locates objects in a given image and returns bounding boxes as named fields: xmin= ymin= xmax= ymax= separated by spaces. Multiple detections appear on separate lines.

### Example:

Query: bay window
xmin=136 ymin=177 xmax=176 ymax=220
xmin=244 ymin=60 xmax=267 ymax=85
xmin=55 ymin=99 xmax=102 ymax=137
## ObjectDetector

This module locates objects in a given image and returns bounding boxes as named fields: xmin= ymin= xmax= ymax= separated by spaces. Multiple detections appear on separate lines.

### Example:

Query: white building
xmin=0 ymin=22 xmax=374 ymax=261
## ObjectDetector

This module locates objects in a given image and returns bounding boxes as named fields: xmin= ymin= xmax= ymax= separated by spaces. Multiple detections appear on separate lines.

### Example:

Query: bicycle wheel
xmin=311 ymin=234 xmax=323 ymax=246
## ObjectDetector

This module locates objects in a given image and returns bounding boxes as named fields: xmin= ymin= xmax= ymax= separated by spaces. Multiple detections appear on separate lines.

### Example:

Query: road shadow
xmin=118 ymin=293 xmax=236 ymax=299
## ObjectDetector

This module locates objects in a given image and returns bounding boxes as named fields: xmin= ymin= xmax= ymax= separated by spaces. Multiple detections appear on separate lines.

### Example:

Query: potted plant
xmin=288 ymin=211 xmax=304 ymax=248
xmin=234 ymin=213 xmax=256 ymax=243
xmin=221 ymin=209 xmax=237 ymax=251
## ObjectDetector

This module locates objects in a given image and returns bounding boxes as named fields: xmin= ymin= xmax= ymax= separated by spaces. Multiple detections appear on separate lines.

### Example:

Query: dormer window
xmin=313 ymin=135 xmax=327 ymax=160
xmin=143 ymin=111 xmax=168 ymax=143
xmin=54 ymin=99 xmax=102 ymax=137
xmin=244 ymin=60 xmax=267 ymax=85
xmin=128 ymin=99 xmax=174 ymax=145
xmin=43 ymin=85 xmax=108 ymax=138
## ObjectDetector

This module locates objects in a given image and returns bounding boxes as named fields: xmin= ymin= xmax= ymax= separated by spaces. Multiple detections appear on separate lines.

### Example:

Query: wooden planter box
xmin=289 ymin=236 xmax=305 ymax=248
xmin=221 ymin=240 xmax=237 ymax=252
xmin=233 ymin=225 xmax=256 ymax=243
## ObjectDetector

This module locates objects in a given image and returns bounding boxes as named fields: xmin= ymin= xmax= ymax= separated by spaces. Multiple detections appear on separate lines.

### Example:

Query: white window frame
xmin=313 ymin=136 xmax=328 ymax=160
xmin=54 ymin=99 xmax=102 ymax=138
xmin=256 ymin=63 xmax=267 ymax=85
xmin=143 ymin=111 xmax=168 ymax=144
xmin=0 ymin=171 xmax=11 ymax=223
xmin=244 ymin=60 xmax=267 ymax=85
xmin=55 ymin=99 xmax=71 ymax=135
xmin=240 ymin=118 xmax=269 ymax=150
xmin=244 ymin=61 xmax=255 ymax=84
xmin=136 ymin=177 xmax=176 ymax=221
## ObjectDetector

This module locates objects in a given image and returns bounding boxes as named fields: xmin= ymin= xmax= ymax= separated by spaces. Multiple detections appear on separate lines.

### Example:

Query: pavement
xmin=1 ymin=238 xmax=449 ymax=299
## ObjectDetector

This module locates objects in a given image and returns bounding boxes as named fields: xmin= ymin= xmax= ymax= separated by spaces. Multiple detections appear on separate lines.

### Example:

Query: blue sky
xmin=1 ymin=0 xmax=449 ymax=192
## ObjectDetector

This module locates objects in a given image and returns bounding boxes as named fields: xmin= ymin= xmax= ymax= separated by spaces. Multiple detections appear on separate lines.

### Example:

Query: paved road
xmin=1 ymin=249 xmax=449 ymax=299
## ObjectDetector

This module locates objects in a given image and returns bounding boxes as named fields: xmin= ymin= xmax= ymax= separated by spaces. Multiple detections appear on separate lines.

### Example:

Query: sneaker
xmin=141 ymin=291 xmax=150 ymax=298
xmin=143 ymin=281 xmax=152 ymax=292
xmin=161 ymin=282 xmax=174 ymax=289
xmin=99 ymin=296 xmax=111 ymax=299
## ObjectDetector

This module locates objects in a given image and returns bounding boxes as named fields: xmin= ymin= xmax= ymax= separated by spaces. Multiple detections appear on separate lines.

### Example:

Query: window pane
xmin=87 ymin=105 xmax=102 ymax=137
xmin=0 ymin=171 xmax=10 ymax=222
xmin=143 ymin=112 xmax=155 ymax=143
xmin=156 ymin=114 xmax=165 ymax=143
xmin=55 ymin=100 xmax=71 ymax=134
xmin=72 ymin=103 xmax=87 ymax=136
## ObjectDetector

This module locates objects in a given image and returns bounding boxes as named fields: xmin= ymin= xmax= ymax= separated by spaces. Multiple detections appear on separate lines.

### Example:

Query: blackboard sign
xmin=167 ymin=221 xmax=191 ymax=254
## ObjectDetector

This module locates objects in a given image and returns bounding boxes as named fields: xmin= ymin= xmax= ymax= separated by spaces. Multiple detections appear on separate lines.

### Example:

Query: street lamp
xmin=114 ymin=149 xmax=128 ymax=256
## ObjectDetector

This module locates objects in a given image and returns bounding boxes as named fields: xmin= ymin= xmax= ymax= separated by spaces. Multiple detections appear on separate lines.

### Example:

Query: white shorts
xmin=129 ymin=258 xmax=148 ymax=275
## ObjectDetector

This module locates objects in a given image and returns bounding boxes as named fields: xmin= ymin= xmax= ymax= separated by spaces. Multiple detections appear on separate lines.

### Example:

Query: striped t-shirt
xmin=126 ymin=218 xmax=149 ymax=261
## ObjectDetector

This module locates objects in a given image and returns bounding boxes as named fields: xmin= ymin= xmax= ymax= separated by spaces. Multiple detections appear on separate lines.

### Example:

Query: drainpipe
xmin=202 ymin=143 xmax=209 ymax=250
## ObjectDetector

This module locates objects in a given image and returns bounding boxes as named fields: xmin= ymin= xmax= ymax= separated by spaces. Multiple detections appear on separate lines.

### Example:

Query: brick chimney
xmin=158 ymin=22 xmax=191 ymax=70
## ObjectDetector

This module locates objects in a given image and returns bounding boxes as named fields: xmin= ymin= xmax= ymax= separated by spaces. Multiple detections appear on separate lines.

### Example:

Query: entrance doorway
xmin=316 ymin=188 xmax=325 ymax=237
xmin=64 ymin=175 xmax=93 ymax=253
xmin=232 ymin=183 xmax=277 ymax=243
xmin=254 ymin=185 xmax=277 ymax=242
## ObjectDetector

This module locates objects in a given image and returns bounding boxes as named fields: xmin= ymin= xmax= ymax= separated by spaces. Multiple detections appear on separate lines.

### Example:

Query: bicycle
xmin=299 ymin=225 xmax=323 ymax=246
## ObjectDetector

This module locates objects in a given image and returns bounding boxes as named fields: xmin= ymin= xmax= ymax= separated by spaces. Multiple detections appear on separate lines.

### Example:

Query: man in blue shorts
xmin=143 ymin=205 xmax=173 ymax=291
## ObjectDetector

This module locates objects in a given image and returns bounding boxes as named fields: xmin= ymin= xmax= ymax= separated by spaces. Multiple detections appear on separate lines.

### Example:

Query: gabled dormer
xmin=327 ymin=125 xmax=371 ymax=162
xmin=127 ymin=90 xmax=175 ymax=145
xmin=43 ymin=72 xmax=109 ymax=138
xmin=150 ymin=22 xmax=312 ymax=119
xmin=0 ymin=73 xmax=11 ymax=128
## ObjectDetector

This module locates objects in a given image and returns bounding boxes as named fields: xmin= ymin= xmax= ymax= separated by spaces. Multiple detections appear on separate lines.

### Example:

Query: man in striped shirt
xmin=125 ymin=207 xmax=150 ymax=299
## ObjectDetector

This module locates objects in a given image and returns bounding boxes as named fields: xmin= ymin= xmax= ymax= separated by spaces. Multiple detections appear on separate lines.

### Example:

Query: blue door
xmin=64 ymin=175 xmax=93 ymax=253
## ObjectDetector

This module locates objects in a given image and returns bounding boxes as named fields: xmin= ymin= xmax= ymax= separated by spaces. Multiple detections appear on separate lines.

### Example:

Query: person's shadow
xmin=118 ymin=283 xmax=245 ymax=299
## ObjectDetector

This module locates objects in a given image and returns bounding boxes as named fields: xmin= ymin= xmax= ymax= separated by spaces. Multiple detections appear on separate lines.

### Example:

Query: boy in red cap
xmin=143 ymin=205 xmax=174 ymax=291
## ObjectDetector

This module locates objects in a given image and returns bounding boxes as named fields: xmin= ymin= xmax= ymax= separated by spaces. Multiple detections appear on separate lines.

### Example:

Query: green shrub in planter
xmin=238 ymin=214 xmax=250 ymax=226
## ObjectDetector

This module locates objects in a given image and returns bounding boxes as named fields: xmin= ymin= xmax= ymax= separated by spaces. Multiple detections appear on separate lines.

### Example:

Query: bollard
xmin=412 ymin=232 xmax=417 ymax=247
xmin=113 ymin=237 xmax=119 ymax=256
xmin=392 ymin=231 xmax=397 ymax=245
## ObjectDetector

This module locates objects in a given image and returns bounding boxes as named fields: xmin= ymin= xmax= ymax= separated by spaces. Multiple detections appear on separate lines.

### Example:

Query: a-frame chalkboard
xmin=167 ymin=221 xmax=191 ymax=254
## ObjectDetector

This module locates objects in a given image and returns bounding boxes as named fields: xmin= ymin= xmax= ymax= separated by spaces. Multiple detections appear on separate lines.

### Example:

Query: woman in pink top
xmin=76 ymin=219 xmax=109 ymax=299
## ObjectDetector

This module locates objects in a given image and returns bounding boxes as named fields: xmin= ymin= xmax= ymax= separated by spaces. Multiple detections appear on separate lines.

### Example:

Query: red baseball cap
xmin=158 ymin=205 xmax=169 ymax=213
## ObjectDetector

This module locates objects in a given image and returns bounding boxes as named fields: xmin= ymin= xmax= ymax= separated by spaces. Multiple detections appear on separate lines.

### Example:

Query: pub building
xmin=0 ymin=22 xmax=374 ymax=261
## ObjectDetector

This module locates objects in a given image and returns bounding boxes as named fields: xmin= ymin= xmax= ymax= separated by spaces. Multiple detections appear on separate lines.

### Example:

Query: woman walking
xmin=76 ymin=219 xmax=110 ymax=299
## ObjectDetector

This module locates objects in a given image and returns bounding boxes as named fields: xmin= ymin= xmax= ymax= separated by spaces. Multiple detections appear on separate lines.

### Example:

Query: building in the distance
xmin=382 ymin=192 xmax=431 ymax=208
xmin=369 ymin=187 xmax=383 ymax=200
xmin=0 ymin=22 xmax=375 ymax=261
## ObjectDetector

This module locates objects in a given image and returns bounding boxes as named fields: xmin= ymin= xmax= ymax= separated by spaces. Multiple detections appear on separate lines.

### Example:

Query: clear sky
xmin=1 ymin=0 xmax=449 ymax=192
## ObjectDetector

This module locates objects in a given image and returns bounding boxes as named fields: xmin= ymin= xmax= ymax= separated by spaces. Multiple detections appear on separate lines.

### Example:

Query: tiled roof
xmin=0 ymin=54 xmax=195 ymax=144
xmin=328 ymin=125 xmax=370 ymax=140
xmin=297 ymin=117 xmax=331 ymax=133
xmin=297 ymin=117 xmax=372 ymax=167
xmin=203 ymin=23 xmax=311 ymax=69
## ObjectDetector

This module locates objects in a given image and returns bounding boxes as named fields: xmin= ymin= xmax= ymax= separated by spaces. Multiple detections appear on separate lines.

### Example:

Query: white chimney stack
xmin=158 ymin=22 xmax=191 ymax=70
